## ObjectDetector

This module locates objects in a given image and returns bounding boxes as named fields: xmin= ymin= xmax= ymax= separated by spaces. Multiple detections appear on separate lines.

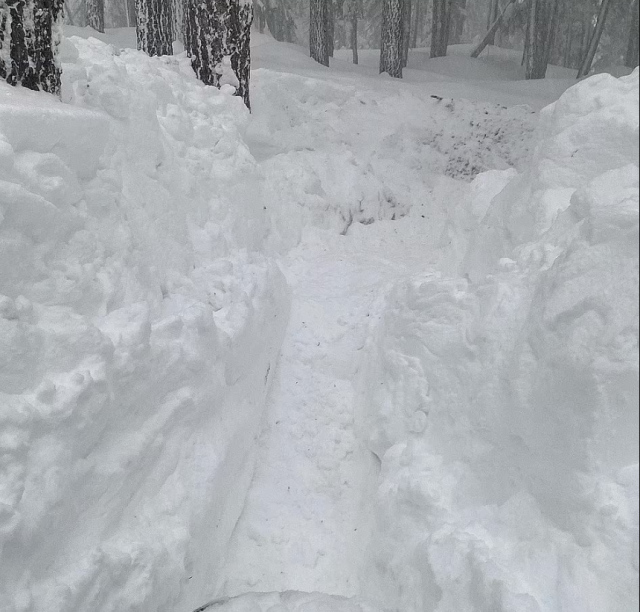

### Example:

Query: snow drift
xmin=0 ymin=36 xmax=289 ymax=612
xmin=358 ymin=70 xmax=639 ymax=612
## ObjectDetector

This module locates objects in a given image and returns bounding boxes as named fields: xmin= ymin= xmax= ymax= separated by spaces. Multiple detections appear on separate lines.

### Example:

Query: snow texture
xmin=0 ymin=25 xmax=637 ymax=612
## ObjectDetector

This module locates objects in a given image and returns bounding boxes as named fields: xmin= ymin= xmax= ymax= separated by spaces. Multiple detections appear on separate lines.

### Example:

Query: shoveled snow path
xmin=219 ymin=209 xmax=462 ymax=599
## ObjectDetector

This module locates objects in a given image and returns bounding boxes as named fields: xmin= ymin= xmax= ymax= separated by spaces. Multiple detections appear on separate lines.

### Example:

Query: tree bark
xmin=184 ymin=0 xmax=254 ymax=108
xmin=86 ymin=0 xmax=104 ymax=32
xmin=430 ymin=0 xmax=452 ymax=58
xmin=327 ymin=0 xmax=335 ymax=57
xmin=310 ymin=0 xmax=329 ymax=66
xmin=485 ymin=0 xmax=499 ymax=45
xmin=380 ymin=0 xmax=403 ymax=77
xmin=135 ymin=0 xmax=173 ymax=56
xmin=577 ymin=0 xmax=611 ymax=77
xmin=401 ymin=0 xmax=411 ymax=67
xmin=625 ymin=0 xmax=639 ymax=68
xmin=0 ymin=0 xmax=64 ymax=95
xmin=523 ymin=0 xmax=558 ymax=79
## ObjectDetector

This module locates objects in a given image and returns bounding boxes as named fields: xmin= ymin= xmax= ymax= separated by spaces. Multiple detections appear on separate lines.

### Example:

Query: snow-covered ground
xmin=0 ymin=27 xmax=637 ymax=612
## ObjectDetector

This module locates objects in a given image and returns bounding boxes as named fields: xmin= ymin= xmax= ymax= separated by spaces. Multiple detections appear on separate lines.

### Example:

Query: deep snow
xmin=0 ymin=26 xmax=637 ymax=612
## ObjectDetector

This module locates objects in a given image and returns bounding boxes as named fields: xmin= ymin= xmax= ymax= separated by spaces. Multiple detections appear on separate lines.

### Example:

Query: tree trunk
xmin=0 ymin=0 xmax=64 ymax=95
xmin=380 ymin=0 xmax=403 ymax=77
xmin=411 ymin=0 xmax=420 ymax=47
xmin=471 ymin=0 xmax=516 ymax=58
xmin=124 ymin=0 xmax=137 ymax=27
xmin=171 ymin=0 xmax=183 ymax=43
xmin=486 ymin=0 xmax=499 ymax=45
xmin=184 ymin=0 xmax=253 ymax=108
xmin=625 ymin=0 xmax=639 ymax=67
xmin=401 ymin=0 xmax=411 ymax=67
xmin=351 ymin=13 xmax=358 ymax=63
xmin=310 ymin=0 xmax=329 ymax=66
xmin=327 ymin=0 xmax=335 ymax=57
xmin=577 ymin=0 xmax=611 ymax=77
xmin=135 ymin=0 xmax=173 ymax=55
xmin=449 ymin=0 xmax=466 ymax=45
xmin=86 ymin=0 xmax=104 ymax=32
xmin=524 ymin=0 xmax=558 ymax=79
xmin=430 ymin=0 xmax=452 ymax=58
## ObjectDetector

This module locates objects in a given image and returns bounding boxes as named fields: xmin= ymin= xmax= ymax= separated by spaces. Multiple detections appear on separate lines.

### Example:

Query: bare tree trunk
xmin=524 ymin=0 xmax=558 ymax=79
xmin=577 ymin=0 xmax=611 ymax=77
xmin=411 ymin=0 xmax=420 ymax=47
xmin=380 ymin=0 xmax=403 ymax=77
xmin=625 ymin=0 xmax=639 ymax=67
xmin=402 ymin=0 xmax=411 ymax=67
xmin=472 ymin=0 xmax=516 ymax=57
xmin=351 ymin=13 xmax=359 ymax=63
xmin=86 ymin=0 xmax=104 ymax=32
xmin=171 ymin=0 xmax=183 ymax=43
xmin=310 ymin=0 xmax=329 ymax=65
xmin=327 ymin=0 xmax=335 ymax=57
xmin=430 ymin=0 xmax=452 ymax=58
xmin=184 ymin=0 xmax=253 ymax=108
xmin=449 ymin=0 xmax=466 ymax=44
xmin=136 ymin=0 xmax=173 ymax=56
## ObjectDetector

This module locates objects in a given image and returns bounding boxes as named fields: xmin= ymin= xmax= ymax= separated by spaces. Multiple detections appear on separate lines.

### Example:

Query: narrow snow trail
xmin=219 ymin=220 xmax=452 ymax=599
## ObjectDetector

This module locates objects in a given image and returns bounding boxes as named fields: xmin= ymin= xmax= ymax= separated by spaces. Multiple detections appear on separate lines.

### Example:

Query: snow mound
xmin=359 ymin=70 xmax=639 ymax=612
xmin=195 ymin=591 xmax=384 ymax=612
xmin=0 ymin=36 xmax=288 ymax=612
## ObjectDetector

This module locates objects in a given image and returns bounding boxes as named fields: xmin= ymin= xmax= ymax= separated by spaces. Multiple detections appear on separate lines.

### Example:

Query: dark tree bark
xmin=430 ymin=0 xmax=452 ymax=58
xmin=523 ymin=0 xmax=559 ymax=79
xmin=86 ymin=0 xmax=104 ymax=31
xmin=135 ymin=0 xmax=173 ymax=56
xmin=624 ymin=0 xmax=639 ymax=68
xmin=184 ymin=0 xmax=253 ymax=108
xmin=310 ymin=0 xmax=329 ymax=66
xmin=485 ymin=0 xmax=498 ymax=45
xmin=0 ymin=0 xmax=64 ymax=95
xmin=380 ymin=0 xmax=403 ymax=77
xmin=350 ymin=12 xmax=358 ymax=63
xmin=577 ymin=0 xmax=611 ymax=77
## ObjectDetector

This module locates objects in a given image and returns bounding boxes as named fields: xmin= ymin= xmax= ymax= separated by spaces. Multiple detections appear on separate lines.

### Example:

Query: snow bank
xmin=0 ymin=37 xmax=288 ymax=612
xmin=359 ymin=70 xmax=639 ymax=612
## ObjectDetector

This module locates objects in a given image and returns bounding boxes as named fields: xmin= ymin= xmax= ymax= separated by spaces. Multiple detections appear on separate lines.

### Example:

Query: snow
xmin=0 ymin=25 xmax=638 ymax=612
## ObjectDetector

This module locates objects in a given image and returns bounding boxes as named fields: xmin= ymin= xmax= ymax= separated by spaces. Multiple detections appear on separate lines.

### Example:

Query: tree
xmin=86 ymin=0 xmax=104 ymax=31
xmin=344 ymin=0 xmax=362 ymax=63
xmin=523 ymin=0 xmax=559 ymax=79
xmin=327 ymin=0 xmax=335 ymax=56
xmin=310 ymin=0 xmax=330 ymax=66
xmin=135 ymin=0 xmax=173 ymax=56
xmin=380 ymin=0 xmax=403 ymax=77
xmin=184 ymin=0 xmax=254 ymax=108
xmin=430 ymin=0 xmax=452 ymax=57
xmin=624 ymin=0 xmax=638 ymax=68
xmin=577 ymin=0 xmax=611 ymax=77
xmin=471 ymin=0 xmax=517 ymax=58
xmin=401 ymin=0 xmax=411 ymax=67
xmin=0 ymin=0 xmax=64 ymax=95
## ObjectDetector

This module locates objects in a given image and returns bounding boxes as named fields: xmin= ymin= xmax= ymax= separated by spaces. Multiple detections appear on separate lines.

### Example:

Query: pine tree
xmin=344 ymin=0 xmax=362 ymax=63
xmin=625 ymin=0 xmax=639 ymax=67
xmin=0 ymin=0 xmax=64 ymax=95
xmin=576 ymin=0 xmax=611 ymax=77
xmin=380 ymin=0 xmax=402 ymax=77
xmin=86 ymin=0 xmax=104 ymax=32
xmin=310 ymin=0 xmax=329 ymax=66
xmin=184 ymin=0 xmax=253 ymax=108
xmin=135 ymin=0 xmax=173 ymax=56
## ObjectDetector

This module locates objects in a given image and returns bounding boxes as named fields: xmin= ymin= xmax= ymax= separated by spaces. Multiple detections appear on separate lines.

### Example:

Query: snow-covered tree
xmin=135 ymin=0 xmax=173 ymax=56
xmin=310 ymin=0 xmax=329 ymax=65
xmin=184 ymin=0 xmax=253 ymax=108
xmin=86 ymin=0 xmax=104 ymax=31
xmin=0 ymin=0 xmax=64 ymax=95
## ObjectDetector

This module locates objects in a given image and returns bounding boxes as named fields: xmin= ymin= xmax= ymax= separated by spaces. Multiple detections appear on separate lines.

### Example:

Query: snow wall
xmin=358 ymin=70 xmax=639 ymax=612
xmin=0 ymin=37 xmax=290 ymax=612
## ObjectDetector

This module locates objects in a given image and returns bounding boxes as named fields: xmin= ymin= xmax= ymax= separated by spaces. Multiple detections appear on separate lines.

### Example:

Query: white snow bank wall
xmin=359 ymin=70 xmax=639 ymax=612
xmin=0 ymin=37 xmax=289 ymax=612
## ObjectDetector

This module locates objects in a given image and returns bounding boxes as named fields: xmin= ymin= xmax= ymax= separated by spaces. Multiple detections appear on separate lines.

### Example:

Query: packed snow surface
xmin=0 ymin=27 xmax=638 ymax=612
